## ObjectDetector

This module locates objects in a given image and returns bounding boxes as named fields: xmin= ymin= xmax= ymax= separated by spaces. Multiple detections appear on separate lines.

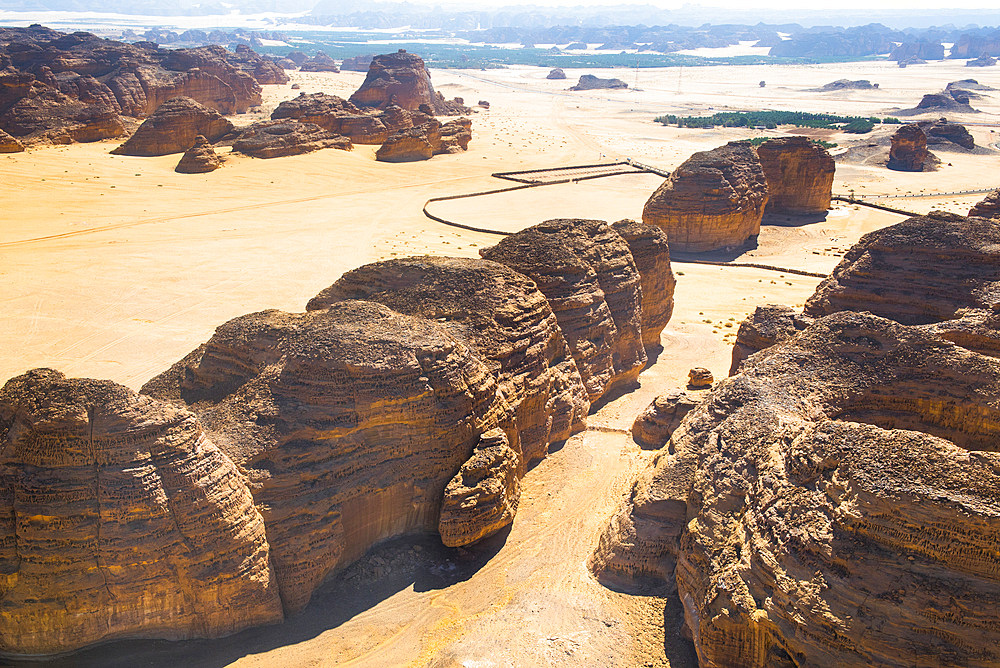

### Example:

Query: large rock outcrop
xmin=226 ymin=43 xmax=289 ymax=85
xmin=729 ymin=304 xmax=813 ymax=375
xmin=546 ymin=68 xmax=566 ymax=79
xmin=887 ymin=123 xmax=930 ymax=171
xmin=0 ymin=368 xmax=283 ymax=654
xmin=804 ymin=213 xmax=1000 ymax=325
xmin=299 ymin=51 xmax=339 ymax=73
xmin=480 ymin=219 xmax=647 ymax=401
xmin=569 ymin=74 xmax=628 ymax=90
xmin=270 ymin=93 xmax=427 ymax=145
xmin=141 ymin=301 xmax=512 ymax=614
xmin=756 ymin=136 xmax=835 ymax=214
xmin=611 ymin=218 xmax=675 ymax=349
xmin=919 ymin=117 xmax=975 ymax=149
xmin=630 ymin=389 xmax=701 ymax=449
xmin=175 ymin=134 xmax=222 ymax=173
xmin=112 ymin=96 xmax=233 ymax=156
xmin=0 ymin=87 xmax=127 ymax=144
xmin=374 ymin=117 xmax=471 ymax=162
xmin=642 ymin=141 xmax=769 ymax=253
xmin=592 ymin=310 xmax=1000 ymax=668
xmin=970 ymin=189 xmax=1000 ymax=219
xmin=231 ymin=120 xmax=351 ymax=158
xmin=0 ymin=126 xmax=24 ymax=152
xmin=438 ymin=429 xmax=521 ymax=548
xmin=349 ymin=49 xmax=437 ymax=113
xmin=305 ymin=256 xmax=589 ymax=465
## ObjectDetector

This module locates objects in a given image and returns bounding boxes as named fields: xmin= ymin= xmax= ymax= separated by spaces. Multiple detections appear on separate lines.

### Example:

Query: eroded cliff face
xmin=756 ymin=136 xmax=835 ymax=215
xmin=0 ymin=369 xmax=283 ymax=654
xmin=642 ymin=141 xmax=769 ymax=253
xmin=593 ymin=311 xmax=1000 ymax=668
xmin=611 ymin=219 xmax=676 ymax=349
xmin=111 ymin=95 xmax=233 ymax=157
xmin=141 ymin=301 xmax=513 ymax=615
xmin=729 ymin=304 xmax=814 ymax=375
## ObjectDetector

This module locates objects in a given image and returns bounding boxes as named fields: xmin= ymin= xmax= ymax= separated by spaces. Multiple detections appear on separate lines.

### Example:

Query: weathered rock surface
xmin=756 ymin=136 xmax=835 ymax=214
xmin=569 ymin=74 xmax=628 ymax=90
xmin=642 ymin=141 xmax=769 ymax=253
xmin=481 ymin=219 xmax=647 ymax=401
xmin=438 ymin=428 xmax=521 ymax=547
xmin=175 ymin=134 xmax=222 ymax=173
xmin=0 ymin=368 xmax=283 ymax=654
xmin=730 ymin=304 xmax=813 ymax=375
xmin=0 ymin=126 xmax=24 ymax=151
xmin=611 ymin=218 xmax=675 ymax=349
xmin=592 ymin=310 xmax=1000 ymax=668
xmin=226 ymin=43 xmax=289 ymax=85
xmin=299 ymin=51 xmax=339 ymax=73
xmin=919 ymin=117 xmax=975 ymax=149
xmin=970 ymin=189 xmax=1000 ymax=219
xmin=912 ymin=92 xmax=977 ymax=113
xmin=546 ymin=68 xmax=566 ymax=79
xmin=270 ymin=93 xmax=427 ymax=145
xmin=687 ymin=367 xmax=713 ymax=387
xmin=0 ymin=87 xmax=126 ymax=143
xmin=805 ymin=213 xmax=1000 ymax=325
xmin=375 ymin=117 xmax=471 ymax=162
xmin=305 ymin=256 xmax=589 ymax=466
xmin=231 ymin=120 xmax=351 ymax=158
xmin=630 ymin=390 xmax=701 ymax=449
xmin=349 ymin=49 xmax=438 ymax=112
xmin=141 ymin=301 xmax=512 ymax=614
xmin=887 ymin=123 xmax=930 ymax=171
xmin=112 ymin=96 xmax=233 ymax=156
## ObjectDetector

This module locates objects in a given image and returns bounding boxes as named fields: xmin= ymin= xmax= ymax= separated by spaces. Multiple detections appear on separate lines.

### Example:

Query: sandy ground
xmin=3 ymin=58 xmax=1000 ymax=668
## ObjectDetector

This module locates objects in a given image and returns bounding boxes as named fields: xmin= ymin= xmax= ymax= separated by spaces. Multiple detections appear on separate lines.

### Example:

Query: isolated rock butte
xmin=970 ymin=189 xmax=1000 ymax=219
xmin=141 ymin=301 xmax=512 ymax=614
xmin=438 ymin=428 xmax=521 ymax=547
xmin=112 ymin=96 xmax=233 ymax=156
xmin=887 ymin=123 xmax=929 ymax=171
xmin=919 ymin=117 xmax=975 ymax=149
xmin=729 ymin=304 xmax=813 ymax=375
xmin=175 ymin=134 xmax=222 ymax=173
xmin=630 ymin=389 xmax=701 ymax=449
xmin=611 ymin=218 xmax=676 ymax=349
xmin=375 ymin=117 xmax=471 ymax=162
xmin=546 ymin=68 xmax=567 ymax=79
xmin=0 ymin=369 xmax=283 ymax=654
xmin=481 ymin=219 xmax=647 ymax=402
xmin=306 ymin=256 xmax=589 ymax=467
xmin=298 ymin=51 xmax=339 ymax=73
xmin=0 ymin=127 xmax=23 ymax=152
xmin=349 ymin=50 xmax=437 ymax=112
xmin=805 ymin=213 xmax=1000 ymax=325
xmin=569 ymin=74 xmax=628 ymax=90
xmin=642 ymin=141 xmax=769 ymax=253
xmin=231 ymin=120 xmax=351 ymax=159
xmin=592 ymin=311 xmax=1000 ymax=668
xmin=756 ymin=136 xmax=835 ymax=214
xmin=915 ymin=92 xmax=976 ymax=112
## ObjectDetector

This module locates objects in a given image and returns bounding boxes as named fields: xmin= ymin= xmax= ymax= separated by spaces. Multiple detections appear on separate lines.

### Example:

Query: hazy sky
xmin=509 ymin=0 xmax=996 ymax=9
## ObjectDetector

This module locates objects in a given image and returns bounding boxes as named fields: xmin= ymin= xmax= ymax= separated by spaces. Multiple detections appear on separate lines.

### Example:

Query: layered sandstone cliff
xmin=642 ymin=141 xmax=769 ymax=253
xmin=887 ymin=123 xmax=930 ymax=171
xmin=112 ymin=96 xmax=233 ymax=156
xmin=231 ymin=120 xmax=351 ymax=158
xmin=349 ymin=50 xmax=437 ymax=112
xmin=0 ymin=368 xmax=283 ymax=654
xmin=756 ymin=136 xmax=835 ymax=214
xmin=611 ymin=218 xmax=676 ymax=348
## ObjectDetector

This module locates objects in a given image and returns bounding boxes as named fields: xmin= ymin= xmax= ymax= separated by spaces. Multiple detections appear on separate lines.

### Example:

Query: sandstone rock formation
xmin=593 ymin=310 xmax=1000 ymax=668
xmin=349 ymin=49 xmax=438 ymax=112
xmin=0 ymin=126 xmax=24 ymax=151
xmin=642 ymin=141 xmax=768 ymax=253
xmin=226 ymin=43 xmax=289 ymax=85
xmin=0 ymin=368 xmax=283 ymax=654
xmin=630 ymin=390 xmax=701 ymax=449
xmin=967 ymin=55 xmax=997 ymax=67
xmin=481 ymin=219 xmax=647 ymax=401
xmin=611 ymin=218 xmax=675 ymax=349
xmin=805 ymin=212 xmax=1000 ymax=325
xmin=546 ymin=68 xmax=566 ymax=79
xmin=375 ymin=118 xmax=471 ymax=162
xmin=569 ymin=74 xmax=628 ymax=90
xmin=817 ymin=78 xmax=876 ymax=90
xmin=231 ymin=120 xmax=351 ymax=158
xmin=970 ymin=189 xmax=1000 ymax=219
xmin=112 ymin=96 xmax=233 ymax=156
xmin=175 ymin=134 xmax=222 ymax=173
xmin=756 ymin=136 xmax=835 ymax=214
xmin=686 ymin=367 xmax=713 ymax=387
xmin=0 ymin=87 xmax=127 ymax=144
xmin=340 ymin=54 xmax=374 ymax=71
xmin=305 ymin=256 xmax=589 ymax=466
xmin=729 ymin=304 xmax=813 ymax=375
xmin=911 ymin=92 xmax=977 ymax=113
xmin=438 ymin=429 xmax=521 ymax=547
xmin=276 ymin=58 xmax=298 ymax=70
xmin=887 ymin=123 xmax=930 ymax=171
xmin=299 ymin=51 xmax=340 ymax=73
xmin=270 ymin=93 xmax=427 ymax=145
xmin=141 ymin=301 xmax=512 ymax=614
xmin=919 ymin=117 xmax=975 ymax=149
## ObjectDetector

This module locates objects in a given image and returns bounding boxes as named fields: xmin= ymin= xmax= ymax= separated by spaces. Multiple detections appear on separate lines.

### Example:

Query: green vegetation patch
xmin=746 ymin=137 xmax=838 ymax=149
xmin=654 ymin=110 xmax=900 ymax=133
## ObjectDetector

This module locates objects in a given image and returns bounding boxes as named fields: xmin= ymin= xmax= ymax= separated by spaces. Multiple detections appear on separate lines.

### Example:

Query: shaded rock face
xmin=915 ymin=92 xmax=976 ymax=112
xmin=299 ymin=51 xmax=339 ymax=73
xmin=805 ymin=213 xmax=1000 ymax=325
xmin=630 ymin=390 xmax=701 ymax=449
xmin=729 ymin=304 xmax=813 ymax=375
xmin=951 ymin=33 xmax=1000 ymax=59
xmin=569 ymin=74 xmax=628 ymax=90
xmin=374 ymin=117 xmax=471 ymax=162
xmin=889 ymin=41 xmax=944 ymax=61
xmin=887 ymin=123 xmax=929 ymax=171
xmin=349 ymin=50 xmax=437 ymax=112
xmin=231 ymin=120 xmax=351 ymax=158
xmin=970 ymin=189 xmax=1000 ymax=219
xmin=142 ymin=301 xmax=512 ymax=614
xmin=756 ymin=136 xmax=835 ymax=214
xmin=0 ymin=368 xmax=283 ymax=654
xmin=0 ymin=87 xmax=126 ymax=143
xmin=438 ymin=429 xmax=521 ymax=548
xmin=306 ymin=256 xmax=589 ymax=466
xmin=112 ymin=96 xmax=233 ymax=156
xmin=919 ymin=117 xmax=975 ymax=149
xmin=610 ymin=219 xmax=675 ymax=349
xmin=0 ymin=126 xmax=25 ymax=152
xmin=642 ymin=141 xmax=768 ymax=253
xmin=175 ymin=134 xmax=222 ymax=173
xmin=481 ymin=219 xmax=647 ymax=402
xmin=546 ymin=68 xmax=566 ymax=79
xmin=592 ymin=311 xmax=1000 ymax=668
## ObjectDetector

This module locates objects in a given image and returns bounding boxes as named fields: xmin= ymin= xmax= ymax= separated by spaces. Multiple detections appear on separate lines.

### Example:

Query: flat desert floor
xmin=3 ymin=57 xmax=1000 ymax=668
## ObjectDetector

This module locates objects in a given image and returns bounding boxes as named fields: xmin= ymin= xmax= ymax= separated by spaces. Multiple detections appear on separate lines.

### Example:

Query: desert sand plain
xmin=3 ymin=56 xmax=1000 ymax=667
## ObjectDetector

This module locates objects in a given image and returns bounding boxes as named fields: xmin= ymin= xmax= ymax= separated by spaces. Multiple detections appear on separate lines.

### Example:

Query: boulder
xmin=592 ymin=310 xmax=1000 ymax=668
xmin=438 ymin=429 xmax=521 ymax=547
xmin=729 ymin=304 xmax=813 ymax=375
xmin=175 ymin=134 xmax=222 ymax=173
xmin=478 ymin=100 xmax=490 ymax=108
xmin=299 ymin=51 xmax=339 ymax=73
xmin=349 ymin=49 xmax=437 ymax=112
xmin=305 ymin=256 xmax=589 ymax=466
xmin=481 ymin=219 xmax=646 ymax=401
xmin=112 ymin=96 xmax=233 ymax=156
xmin=569 ymin=74 xmax=628 ymax=90
xmin=231 ymin=120 xmax=351 ymax=159
xmin=630 ymin=390 xmax=701 ymax=449
xmin=546 ymin=67 xmax=567 ymax=79
xmin=970 ymin=189 xmax=1000 ymax=219
xmin=0 ymin=369 xmax=283 ymax=654
xmin=804 ymin=213 xmax=1000 ymax=325
xmin=611 ymin=218 xmax=675 ymax=349
xmin=642 ymin=141 xmax=769 ymax=253
xmin=0 ymin=127 xmax=24 ymax=152
xmin=756 ymin=135 xmax=835 ymax=215
xmin=686 ymin=367 xmax=713 ymax=387
xmin=887 ymin=123 xmax=929 ymax=171
xmin=141 ymin=301 xmax=513 ymax=614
